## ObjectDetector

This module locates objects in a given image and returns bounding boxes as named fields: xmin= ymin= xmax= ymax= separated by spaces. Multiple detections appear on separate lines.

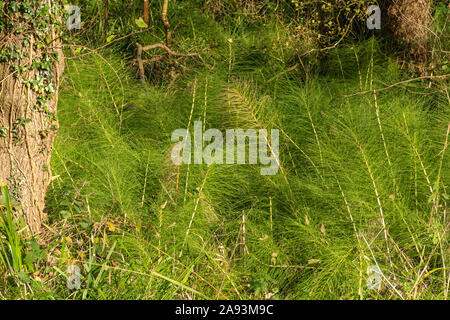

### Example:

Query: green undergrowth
xmin=0 ymin=4 xmax=448 ymax=300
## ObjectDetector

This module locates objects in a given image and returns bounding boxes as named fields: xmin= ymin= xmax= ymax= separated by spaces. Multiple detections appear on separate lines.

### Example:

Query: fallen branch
xmin=140 ymin=42 xmax=208 ymax=57
xmin=135 ymin=42 xmax=208 ymax=84
xmin=67 ymin=28 xmax=153 ymax=60
xmin=342 ymin=74 xmax=450 ymax=98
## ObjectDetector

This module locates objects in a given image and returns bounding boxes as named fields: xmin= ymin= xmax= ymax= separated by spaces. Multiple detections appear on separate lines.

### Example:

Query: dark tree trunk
xmin=0 ymin=0 xmax=64 ymax=234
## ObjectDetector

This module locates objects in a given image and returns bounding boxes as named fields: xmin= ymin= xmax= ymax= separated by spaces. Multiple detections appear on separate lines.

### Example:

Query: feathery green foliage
xmin=0 ymin=0 xmax=448 ymax=300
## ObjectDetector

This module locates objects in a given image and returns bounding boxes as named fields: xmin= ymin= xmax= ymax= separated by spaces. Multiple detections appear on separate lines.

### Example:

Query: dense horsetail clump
xmin=0 ymin=0 xmax=448 ymax=300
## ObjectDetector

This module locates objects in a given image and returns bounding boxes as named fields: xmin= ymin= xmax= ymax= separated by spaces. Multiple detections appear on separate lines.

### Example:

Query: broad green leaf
xmin=135 ymin=17 xmax=148 ymax=28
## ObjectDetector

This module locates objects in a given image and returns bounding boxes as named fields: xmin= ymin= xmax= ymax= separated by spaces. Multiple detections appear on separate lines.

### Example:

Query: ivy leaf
xmin=135 ymin=17 xmax=147 ymax=29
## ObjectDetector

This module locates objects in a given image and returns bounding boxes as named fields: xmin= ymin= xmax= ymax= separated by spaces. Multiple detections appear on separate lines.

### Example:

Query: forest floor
xmin=1 ymin=2 xmax=449 ymax=300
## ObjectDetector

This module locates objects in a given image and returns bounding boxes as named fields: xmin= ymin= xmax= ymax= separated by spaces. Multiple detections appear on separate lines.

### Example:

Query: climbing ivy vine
xmin=0 ymin=0 xmax=64 ymax=125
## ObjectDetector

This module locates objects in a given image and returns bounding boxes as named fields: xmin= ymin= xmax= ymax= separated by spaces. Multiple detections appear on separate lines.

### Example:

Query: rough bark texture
xmin=0 ymin=1 xmax=64 ymax=234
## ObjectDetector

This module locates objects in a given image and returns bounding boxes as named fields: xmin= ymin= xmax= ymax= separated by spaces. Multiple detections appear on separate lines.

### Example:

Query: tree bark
xmin=0 ymin=0 xmax=64 ymax=234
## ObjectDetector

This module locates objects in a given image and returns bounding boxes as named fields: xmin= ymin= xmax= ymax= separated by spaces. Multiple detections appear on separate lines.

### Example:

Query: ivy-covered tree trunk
xmin=0 ymin=0 xmax=64 ymax=234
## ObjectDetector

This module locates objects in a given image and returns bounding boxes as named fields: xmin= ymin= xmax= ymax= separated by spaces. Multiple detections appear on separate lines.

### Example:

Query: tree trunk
xmin=0 ymin=0 xmax=64 ymax=234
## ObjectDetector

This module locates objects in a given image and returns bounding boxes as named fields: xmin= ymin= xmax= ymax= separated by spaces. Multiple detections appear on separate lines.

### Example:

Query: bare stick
xmin=136 ymin=43 xmax=146 ymax=84
xmin=141 ymin=42 xmax=208 ymax=57
xmin=143 ymin=0 xmax=149 ymax=25
xmin=67 ymin=28 xmax=153 ymax=60
xmin=162 ymin=0 xmax=171 ymax=47
xmin=342 ymin=74 xmax=450 ymax=98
